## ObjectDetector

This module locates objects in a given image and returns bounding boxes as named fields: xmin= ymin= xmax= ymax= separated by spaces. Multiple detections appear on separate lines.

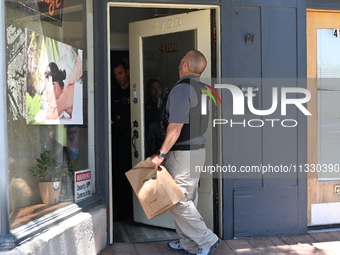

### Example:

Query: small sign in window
xmin=75 ymin=169 xmax=92 ymax=203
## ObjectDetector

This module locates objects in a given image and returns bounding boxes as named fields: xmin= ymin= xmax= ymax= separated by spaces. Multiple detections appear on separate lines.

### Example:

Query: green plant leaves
xmin=29 ymin=150 xmax=78 ymax=181
xmin=26 ymin=92 xmax=41 ymax=124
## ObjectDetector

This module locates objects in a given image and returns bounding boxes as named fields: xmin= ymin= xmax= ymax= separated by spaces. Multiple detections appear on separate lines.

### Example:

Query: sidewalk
xmin=99 ymin=230 xmax=340 ymax=254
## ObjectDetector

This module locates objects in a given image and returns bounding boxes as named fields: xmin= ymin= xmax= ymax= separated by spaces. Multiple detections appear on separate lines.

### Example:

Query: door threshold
xmin=113 ymin=218 xmax=179 ymax=243
xmin=308 ymin=224 xmax=340 ymax=233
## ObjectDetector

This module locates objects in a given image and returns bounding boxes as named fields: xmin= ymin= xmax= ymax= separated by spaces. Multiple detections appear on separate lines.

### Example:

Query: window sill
xmin=10 ymin=202 xmax=73 ymax=229
xmin=10 ymin=196 xmax=101 ymax=245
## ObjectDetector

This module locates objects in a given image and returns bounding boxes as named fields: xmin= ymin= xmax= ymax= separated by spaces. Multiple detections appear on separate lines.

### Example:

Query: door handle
xmin=131 ymin=129 xmax=139 ymax=158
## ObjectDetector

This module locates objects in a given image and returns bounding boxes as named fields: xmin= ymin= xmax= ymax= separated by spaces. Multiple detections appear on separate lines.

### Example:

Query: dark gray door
xmin=221 ymin=1 xmax=307 ymax=238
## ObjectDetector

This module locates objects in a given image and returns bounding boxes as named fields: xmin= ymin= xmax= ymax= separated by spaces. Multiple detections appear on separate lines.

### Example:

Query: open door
xmin=129 ymin=9 xmax=213 ymax=229
xmin=307 ymin=10 xmax=340 ymax=226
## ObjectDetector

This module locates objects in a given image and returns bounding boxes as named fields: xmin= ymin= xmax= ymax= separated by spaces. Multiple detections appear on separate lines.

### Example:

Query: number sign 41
xmin=333 ymin=29 xmax=340 ymax=38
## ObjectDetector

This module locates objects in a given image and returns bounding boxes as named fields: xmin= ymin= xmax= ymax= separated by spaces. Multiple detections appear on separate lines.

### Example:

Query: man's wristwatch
xmin=156 ymin=150 xmax=167 ymax=158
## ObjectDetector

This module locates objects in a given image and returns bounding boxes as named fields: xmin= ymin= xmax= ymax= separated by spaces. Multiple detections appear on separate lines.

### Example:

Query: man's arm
xmin=151 ymin=122 xmax=184 ymax=168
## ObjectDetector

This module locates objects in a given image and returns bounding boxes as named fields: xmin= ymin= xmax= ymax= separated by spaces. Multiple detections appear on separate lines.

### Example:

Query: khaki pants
xmin=164 ymin=148 xmax=218 ymax=254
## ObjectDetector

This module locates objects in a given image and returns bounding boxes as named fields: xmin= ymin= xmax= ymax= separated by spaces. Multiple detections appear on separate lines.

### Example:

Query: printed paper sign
xmin=74 ymin=169 xmax=92 ymax=202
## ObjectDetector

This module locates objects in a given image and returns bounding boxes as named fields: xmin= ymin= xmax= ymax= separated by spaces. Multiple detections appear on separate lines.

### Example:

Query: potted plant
xmin=29 ymin=150 xmax=78 ymax=204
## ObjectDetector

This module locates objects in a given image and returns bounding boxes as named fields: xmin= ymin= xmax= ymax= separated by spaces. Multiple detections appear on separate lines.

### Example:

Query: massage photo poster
xmin=25 ymin=29 xmax=83 ymax=125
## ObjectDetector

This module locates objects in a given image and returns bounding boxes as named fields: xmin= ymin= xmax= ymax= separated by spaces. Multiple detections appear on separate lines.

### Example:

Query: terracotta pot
xmin=38 ymin=181 xmax=61 ymax=204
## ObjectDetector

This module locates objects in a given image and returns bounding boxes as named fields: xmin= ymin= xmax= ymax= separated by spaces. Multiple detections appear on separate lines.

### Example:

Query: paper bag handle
xmin=142 ymin=165 xmax=165 ymax=183
xmin=143 ymin=176 xmax=156 ymax=183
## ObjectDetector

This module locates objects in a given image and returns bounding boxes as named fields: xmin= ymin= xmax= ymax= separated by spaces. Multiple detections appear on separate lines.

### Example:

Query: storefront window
xmin=5 ymin=0 xmax=92 ymax=229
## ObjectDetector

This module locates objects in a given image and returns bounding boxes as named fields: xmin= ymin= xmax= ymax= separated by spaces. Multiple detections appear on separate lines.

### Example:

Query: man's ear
xmin=127 ymin=69 xmax=130 ymax=76
xmin=183 ymin=62 xmax=190 ymax=73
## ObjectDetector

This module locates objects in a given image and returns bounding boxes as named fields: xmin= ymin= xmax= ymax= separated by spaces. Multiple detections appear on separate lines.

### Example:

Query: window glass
xmin=317 ymin=29 xmax=340 ymax=180
xmin=5 ymin=0 xmax=90 ymax=229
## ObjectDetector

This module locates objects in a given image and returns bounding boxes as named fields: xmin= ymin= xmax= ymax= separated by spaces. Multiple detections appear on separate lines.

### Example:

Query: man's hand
xmin=151 ymin=155 xmax=165 ymax=169
xmin=150 ymin=122 xmax=184 ymax=169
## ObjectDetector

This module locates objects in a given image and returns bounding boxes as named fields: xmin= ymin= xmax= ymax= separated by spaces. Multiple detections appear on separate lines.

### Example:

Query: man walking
xmin=151 ymin=50 xmax=220 ymax=255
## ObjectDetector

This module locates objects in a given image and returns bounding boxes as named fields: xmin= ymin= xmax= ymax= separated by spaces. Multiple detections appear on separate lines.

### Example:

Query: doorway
xmin=109 ymin=3 xmax=221 ymax=243
xmin=307 ymin=10 xmax=340 ymax=227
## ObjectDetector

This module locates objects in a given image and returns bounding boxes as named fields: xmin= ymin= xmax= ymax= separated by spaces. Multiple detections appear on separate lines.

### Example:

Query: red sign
xmin=76 ymin=171 xmax=91 ymax=182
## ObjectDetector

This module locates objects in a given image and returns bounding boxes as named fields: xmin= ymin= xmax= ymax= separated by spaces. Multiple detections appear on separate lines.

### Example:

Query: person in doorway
xmin=144 ymin=78 xmax=165 ymax=157
xmin=151 ymin=50 xmax=220 ymax=255
xmin=111 ymin=60 xmax=132 ymax=221
xmin=145 ymin=78 xmax=163 ymax=131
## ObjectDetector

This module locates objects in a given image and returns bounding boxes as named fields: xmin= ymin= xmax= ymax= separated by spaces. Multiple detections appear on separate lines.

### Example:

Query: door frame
xmin=107 ymin=2 xmax=222 ymax=244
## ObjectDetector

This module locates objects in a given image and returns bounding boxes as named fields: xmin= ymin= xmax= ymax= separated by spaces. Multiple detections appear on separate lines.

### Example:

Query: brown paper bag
xmin=125 ymin=160 xmax=184 ymax=219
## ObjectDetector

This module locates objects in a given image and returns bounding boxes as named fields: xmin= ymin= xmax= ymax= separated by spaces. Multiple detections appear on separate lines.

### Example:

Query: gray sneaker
xmin=167 ymin=240 xmax=196 ymax=255
xmin=197 ymin=239 xmax=221 ymax=255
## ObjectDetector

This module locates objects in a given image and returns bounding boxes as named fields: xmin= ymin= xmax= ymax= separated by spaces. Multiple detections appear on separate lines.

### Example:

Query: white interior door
xmin=129 ymin=9 xmax=213 ymax=229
